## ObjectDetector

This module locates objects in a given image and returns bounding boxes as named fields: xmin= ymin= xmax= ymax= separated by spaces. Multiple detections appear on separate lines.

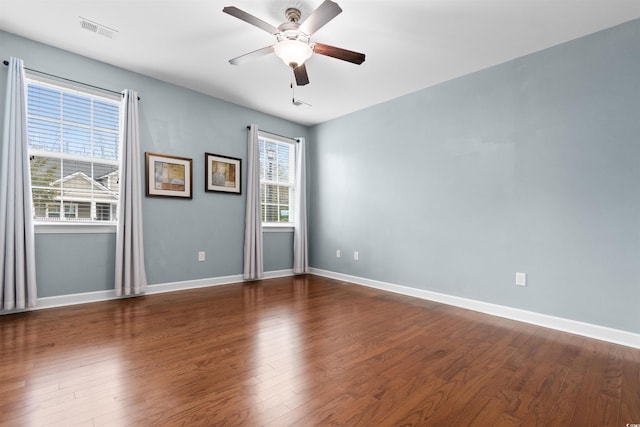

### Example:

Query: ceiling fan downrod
xmin=285 ymin=8 xmax=301 ymax=23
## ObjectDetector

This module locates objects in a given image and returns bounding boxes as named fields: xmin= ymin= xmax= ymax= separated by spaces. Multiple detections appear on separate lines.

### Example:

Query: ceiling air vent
xmin=79 ymin=17 xmax=118 ymax=39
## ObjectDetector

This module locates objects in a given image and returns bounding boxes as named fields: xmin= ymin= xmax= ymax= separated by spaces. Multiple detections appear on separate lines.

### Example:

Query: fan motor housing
xmin=277 ymin=22 xmax=309 ymax=43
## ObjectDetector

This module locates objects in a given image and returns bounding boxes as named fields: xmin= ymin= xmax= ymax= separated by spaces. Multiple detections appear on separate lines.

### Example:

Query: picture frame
xmin=145 ymin=152 xmax=193 ymax=199
xmin=205 ymin=153 xmax=241 ymax=194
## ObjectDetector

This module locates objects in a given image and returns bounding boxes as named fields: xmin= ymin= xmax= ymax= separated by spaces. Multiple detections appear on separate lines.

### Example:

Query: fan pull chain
xmin=290 ymin=69 xmax=296 ymax=104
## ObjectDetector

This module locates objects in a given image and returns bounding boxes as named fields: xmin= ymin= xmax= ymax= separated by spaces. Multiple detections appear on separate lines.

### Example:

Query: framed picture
xmin=145 ymin=152 xmax=193 ymax=199
xmin=205 ymin=153 xmax=241 ymax=194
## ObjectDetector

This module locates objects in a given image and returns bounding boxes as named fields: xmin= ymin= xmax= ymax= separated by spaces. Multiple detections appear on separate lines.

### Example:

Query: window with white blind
xmin=258 ymin=133 xmax=296 ymax=226
xmin=26 ymin=76 xmax=120 ymax=224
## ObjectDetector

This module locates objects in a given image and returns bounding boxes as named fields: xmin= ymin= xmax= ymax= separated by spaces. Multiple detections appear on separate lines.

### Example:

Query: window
xmin=26 ymin=76 xmax=120 ymax=224
xmin=258 ymin=133 xmax=296 ymax=226
xmin=45 ymin=203 xmax=81 ymax=219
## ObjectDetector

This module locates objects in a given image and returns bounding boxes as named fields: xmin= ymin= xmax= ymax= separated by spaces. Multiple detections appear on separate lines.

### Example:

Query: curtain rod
xmin=3 ymin=60 xmax=141 ymax=101
xmin=246 ymin=126 xmax=298 ymax=142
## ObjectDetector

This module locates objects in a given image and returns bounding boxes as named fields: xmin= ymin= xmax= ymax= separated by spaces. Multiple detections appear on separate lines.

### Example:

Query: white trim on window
xmin=35 ymin=222 xmax=117 ymax=234
xmin=26 ymin=75 xmax=121 ymax=228
xmin=262 ymin=224 xmax=295 ymax=233
xmin=25 ymin=71 xmax=120 ymax=103
xmin=258 ymin=131 xmax=296 ymax=226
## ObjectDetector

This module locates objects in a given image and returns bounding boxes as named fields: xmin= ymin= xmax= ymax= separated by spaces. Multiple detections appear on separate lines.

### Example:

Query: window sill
xmin=262 ymin=224 xmax=294 ymax=233
xmin=35 ymin=222 xmax=117 ymax=234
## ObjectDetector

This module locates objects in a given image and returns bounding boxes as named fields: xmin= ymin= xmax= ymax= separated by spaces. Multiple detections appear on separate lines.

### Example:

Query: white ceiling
xmin=1 ymin=1 xmax=639 ymax=126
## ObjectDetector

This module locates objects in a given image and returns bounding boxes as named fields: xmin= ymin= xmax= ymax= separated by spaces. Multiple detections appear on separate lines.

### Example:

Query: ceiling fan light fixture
xmin=274 ymin=40 xmax=312 ymax=68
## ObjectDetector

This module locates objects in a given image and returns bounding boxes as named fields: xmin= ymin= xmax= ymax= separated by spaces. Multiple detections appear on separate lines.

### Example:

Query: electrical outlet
xmin=515 ymin=272 xmax=526 ymax=287
xmin=336 ymin=249 xmax=341 ymax=258
xmin=198 ymin=251 xmax=205 ymax=262
xmin=354 ymin=251 xmax=359 ymax=261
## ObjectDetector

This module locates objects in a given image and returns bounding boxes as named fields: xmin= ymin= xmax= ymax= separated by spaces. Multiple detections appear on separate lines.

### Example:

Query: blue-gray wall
xmin=0 ymin=31 xmax=303 ymax=297
xmin=308 ymin=19 xmax=640 ymax=333
xmin=2 ymin=19 xmax=639 ymax=335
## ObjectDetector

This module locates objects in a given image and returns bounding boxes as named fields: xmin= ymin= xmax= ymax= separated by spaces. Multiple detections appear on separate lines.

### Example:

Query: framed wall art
xmin=145 ymin=152 xmax=193 ymax=199
xmin=205 ymin=153 xmax=241 ymax=194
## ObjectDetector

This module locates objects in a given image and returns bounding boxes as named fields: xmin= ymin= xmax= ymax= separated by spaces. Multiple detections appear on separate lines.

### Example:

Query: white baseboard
xmin=309 ymin=268 xmax=640 ymax=350
xmin=1 ymin=269 xmax=294 ymax=314
xmin=6 ymin=267 xmax=638 ymax=349
xmin=145 ymin=269 xmax=293 ymax=294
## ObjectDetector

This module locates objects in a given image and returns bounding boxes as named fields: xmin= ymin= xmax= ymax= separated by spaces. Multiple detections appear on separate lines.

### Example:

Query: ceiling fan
xmin=223 ymin=0 xmax=365 ymax=86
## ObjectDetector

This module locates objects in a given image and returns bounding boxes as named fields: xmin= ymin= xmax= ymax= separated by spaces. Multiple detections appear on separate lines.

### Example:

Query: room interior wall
xmin=0 ymin=30 xmax=304 ymax=298
xmin=2 ymin=20 xmax=638 ymax=337
xmin=308 ymin=19 xmax=640 ymax=334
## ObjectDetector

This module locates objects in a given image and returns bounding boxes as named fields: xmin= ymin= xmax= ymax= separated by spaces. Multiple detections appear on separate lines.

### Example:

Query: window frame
xmin=25 ymin=73 xmax=121 ymax=234
xmin=258 ymin=132 xmax=296 ymax=230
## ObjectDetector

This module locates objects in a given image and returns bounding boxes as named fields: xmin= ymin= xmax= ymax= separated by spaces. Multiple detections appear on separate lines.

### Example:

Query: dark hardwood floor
xmin=1 ymin=275 xmax=638 ymax=426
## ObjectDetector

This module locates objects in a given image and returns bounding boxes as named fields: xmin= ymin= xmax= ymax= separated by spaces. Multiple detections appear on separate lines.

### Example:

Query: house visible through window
xmin=258 ymin=133 xmax=295 ymax=225
xmin=26 ymin=76 xmax=120 ymax=223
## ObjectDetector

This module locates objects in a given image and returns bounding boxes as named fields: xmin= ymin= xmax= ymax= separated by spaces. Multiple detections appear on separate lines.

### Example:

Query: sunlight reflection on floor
xmin=25 ymin=347 xmax=124 ymax=426
xmin=247 ymin=279 xmax=311 ymax=424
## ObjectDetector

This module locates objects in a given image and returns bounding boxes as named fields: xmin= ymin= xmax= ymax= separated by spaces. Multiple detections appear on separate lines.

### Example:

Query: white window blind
xmin=26 ymin=77 xmax=120 ymax=223
xmin=258 ymin=134 xmax=295 ymax=225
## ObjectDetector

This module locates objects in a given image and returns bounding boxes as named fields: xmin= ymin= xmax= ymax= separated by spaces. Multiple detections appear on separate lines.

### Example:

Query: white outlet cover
xmin=336 ymin=249 xmax=341 ymax=258
xmin=354 ymin=251 xmax=359 ymax=261
xmin=515 ymin=272 xmax=527 ymax=286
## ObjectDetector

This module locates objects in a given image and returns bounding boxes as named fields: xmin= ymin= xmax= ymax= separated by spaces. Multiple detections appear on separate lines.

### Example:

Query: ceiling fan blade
xmin=313 ymin=43 xmax=365 ymax=65
xmin=223 ymin=6 xmax=279 ymax=34
xmin=229 ymin=46 xmax=275 ymax=65
xmin=294 ymin=64 xmax=310 ymax=86
xmin=299 ymin=0 xmax=342 ymax=35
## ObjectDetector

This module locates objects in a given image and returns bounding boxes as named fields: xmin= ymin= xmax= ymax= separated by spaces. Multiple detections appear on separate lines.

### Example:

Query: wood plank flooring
xmin=1 ymin=274 xmax=638 ymax=426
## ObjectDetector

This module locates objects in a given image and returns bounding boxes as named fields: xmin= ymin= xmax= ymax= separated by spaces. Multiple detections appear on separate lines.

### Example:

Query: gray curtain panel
xmin=114 ymin=89 xmax=148 ymax=296
xmin=293 ymin=137 xmax=308 ymax=274
xmin=243 ymin=124 xmax=264 ymax=280
xmin=0 ymin=57 xmax=37 ymax=310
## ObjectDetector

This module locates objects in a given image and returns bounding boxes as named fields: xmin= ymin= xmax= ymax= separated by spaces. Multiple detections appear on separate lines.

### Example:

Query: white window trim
xmin=258 ymin=131 xmax=296 ymax=229
xmin=26 ymin=73 xmax=121 ymax=231
xmin=35 ymin=222 xmax=117 ymax=234
xmin=26 ymin=72 xmax=120 ymax=103
xmin=262 ymin=224 xmax=295 ymax=233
